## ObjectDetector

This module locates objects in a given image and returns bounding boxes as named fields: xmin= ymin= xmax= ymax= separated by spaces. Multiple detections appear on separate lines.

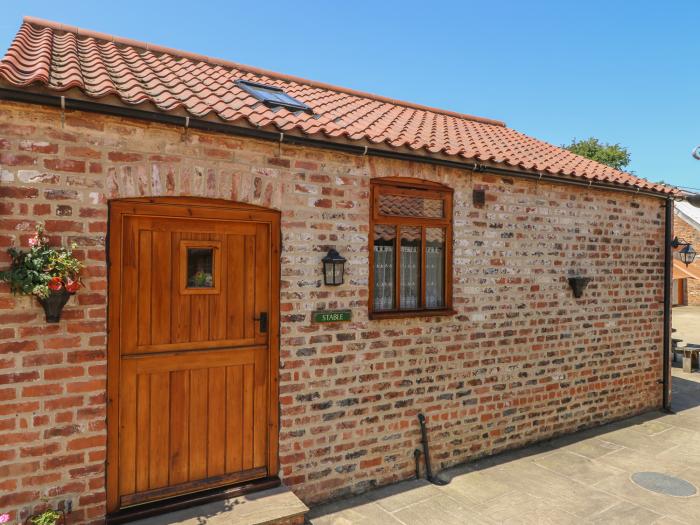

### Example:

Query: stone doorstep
xmin=127 ymin=485 xmax=308 ymax=525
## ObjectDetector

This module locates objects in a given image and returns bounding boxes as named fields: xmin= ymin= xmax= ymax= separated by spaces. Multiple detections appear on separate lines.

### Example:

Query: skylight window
xmin=235 ymin=80 xmax=312 ymax=113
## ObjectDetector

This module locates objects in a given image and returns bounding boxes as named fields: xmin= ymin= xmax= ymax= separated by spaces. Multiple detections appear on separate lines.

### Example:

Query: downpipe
xmin=662 ymin=198 xmax=673 ymax=413
xmin=415 ymin=413 xmax=448 ymax=485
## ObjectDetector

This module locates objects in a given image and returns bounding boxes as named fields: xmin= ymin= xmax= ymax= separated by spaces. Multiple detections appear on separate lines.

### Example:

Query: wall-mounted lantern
xmin=322 ymin=248 xmax=346 ymax=286
xmin=672 ymin=237 xmax=697 ymax=267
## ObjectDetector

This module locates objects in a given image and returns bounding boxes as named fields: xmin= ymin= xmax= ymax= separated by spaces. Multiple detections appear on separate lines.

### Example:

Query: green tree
xmin=563 ymin=137 xmax=631 ymax=171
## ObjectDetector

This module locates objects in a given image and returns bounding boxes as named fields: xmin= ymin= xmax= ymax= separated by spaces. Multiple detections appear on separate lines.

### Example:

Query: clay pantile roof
xmin=0 ymin=17 xmax=676 ymax=195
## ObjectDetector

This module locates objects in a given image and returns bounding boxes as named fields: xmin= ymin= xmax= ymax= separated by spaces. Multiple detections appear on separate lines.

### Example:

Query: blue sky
xmin=1 ymin=1 xmax=698 ymax=189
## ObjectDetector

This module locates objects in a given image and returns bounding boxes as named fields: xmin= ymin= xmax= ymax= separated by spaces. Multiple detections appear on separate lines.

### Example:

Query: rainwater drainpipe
xmin=662 ymin=198 xmax=673 ymax=412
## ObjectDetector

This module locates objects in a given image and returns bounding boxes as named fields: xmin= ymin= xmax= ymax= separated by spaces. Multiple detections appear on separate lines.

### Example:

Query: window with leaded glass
xmin=370 ymin=178 xmax=453 ymax=318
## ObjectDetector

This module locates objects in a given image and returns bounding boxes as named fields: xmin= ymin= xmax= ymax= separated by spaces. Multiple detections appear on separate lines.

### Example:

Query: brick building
xmin=673 ymin=201 xmax=700 ymax=305
xmin=0 ymin=17 xmax=679 ymax=524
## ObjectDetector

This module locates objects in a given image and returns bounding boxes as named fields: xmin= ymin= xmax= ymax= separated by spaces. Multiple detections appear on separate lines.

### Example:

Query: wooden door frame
xmin=106 ymin=197 xmax=281 ymax=514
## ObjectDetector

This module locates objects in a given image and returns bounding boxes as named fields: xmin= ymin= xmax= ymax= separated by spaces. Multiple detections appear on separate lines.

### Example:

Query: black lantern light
xmin=322 ymin=248 xmax=346 ymax=286
xmin=672 ymin=237 xmax=697 ymax=267
xmin=679 ymin=244 xmax=697 ymax=267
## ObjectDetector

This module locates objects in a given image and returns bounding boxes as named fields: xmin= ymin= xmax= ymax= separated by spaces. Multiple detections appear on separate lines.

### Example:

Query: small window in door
xmin=180 ymin=240 xmax=221 ymax=294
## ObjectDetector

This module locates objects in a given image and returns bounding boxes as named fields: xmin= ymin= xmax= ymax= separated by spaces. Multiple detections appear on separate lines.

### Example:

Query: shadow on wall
xmin=454 ymin=371 xmax=700 ymax=478
xmin=308 ymin=370 xmax=700 ymax=519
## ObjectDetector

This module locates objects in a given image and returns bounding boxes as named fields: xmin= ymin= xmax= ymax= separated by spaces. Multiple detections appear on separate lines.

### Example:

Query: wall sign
xmin=311 ymin=309 xmax=352 ymax=323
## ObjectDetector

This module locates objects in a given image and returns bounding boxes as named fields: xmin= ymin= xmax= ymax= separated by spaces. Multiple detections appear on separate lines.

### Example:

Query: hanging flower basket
xmin=38 ymin=288 xmax=74 ymax=323
xmin=0 ymin=225 xmax=83 ymax=323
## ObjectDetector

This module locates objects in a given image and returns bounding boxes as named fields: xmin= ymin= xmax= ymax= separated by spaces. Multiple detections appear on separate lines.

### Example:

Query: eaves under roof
xmin=676 ymin=201 xmax=700 ymax=231
xmin=0 ymin=17 xmax=679 ymax=197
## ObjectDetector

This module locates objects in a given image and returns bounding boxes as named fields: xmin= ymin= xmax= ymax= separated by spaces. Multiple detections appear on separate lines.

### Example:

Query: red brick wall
xmin=0 ymin=101 xmax=665 ymax=523
xmin=673 ymin=213 xmax=700 ymax=305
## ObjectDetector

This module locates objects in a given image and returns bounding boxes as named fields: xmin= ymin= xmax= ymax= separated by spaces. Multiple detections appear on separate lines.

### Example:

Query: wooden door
xmin=107 ymin=198 xmax=280 ymax=512
xmin=673 ymin=279 xmax=684 ymax=306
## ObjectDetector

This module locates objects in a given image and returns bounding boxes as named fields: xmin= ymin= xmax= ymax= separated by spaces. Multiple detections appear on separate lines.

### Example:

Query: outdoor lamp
xmin=672 ymin=237 xmax=697 ymax=267
xmin=322 ymin=248 xmax=346 ymax=286
xmin=679 ymin=244 xmax=697 ymax=267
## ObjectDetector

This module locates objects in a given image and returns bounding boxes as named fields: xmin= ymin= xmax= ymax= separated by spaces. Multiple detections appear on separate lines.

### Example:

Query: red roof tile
xmin=0 ymin=17 xmax=676 ymax=195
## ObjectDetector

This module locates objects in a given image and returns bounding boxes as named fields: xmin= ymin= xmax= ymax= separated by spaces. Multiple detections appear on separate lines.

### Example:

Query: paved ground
xmin=673 ymin=306 xmax=700 ymax=345
xmin=309 ymin=367 xmax=700 ymax=524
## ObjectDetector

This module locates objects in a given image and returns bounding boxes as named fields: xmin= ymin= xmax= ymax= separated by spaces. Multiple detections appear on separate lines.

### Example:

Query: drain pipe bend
xmin=417 ymin=413 xmax=448 ymax=486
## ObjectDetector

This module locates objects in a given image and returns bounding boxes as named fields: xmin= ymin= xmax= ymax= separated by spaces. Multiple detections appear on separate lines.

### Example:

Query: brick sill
xmin=368 ymin=309 xmax=456 ymax=320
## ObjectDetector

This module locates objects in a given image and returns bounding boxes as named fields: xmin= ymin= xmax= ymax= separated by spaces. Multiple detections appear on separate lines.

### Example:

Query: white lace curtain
xmin=426 ymin=244 xmax=444 ymax=308
xmin=373 ymin=245 xmax=394 ymax=310
xmin=373 ymin=228 xmax=445 ymax=311
xmin=400 ymin=244 xmax=419 ymax=309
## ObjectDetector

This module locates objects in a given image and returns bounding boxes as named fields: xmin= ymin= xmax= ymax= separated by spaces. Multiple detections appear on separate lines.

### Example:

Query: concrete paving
xmin=673 ymin=306 xmax=700 ymax=345
xmin=308 ymin=367 xmax=700 ymax=524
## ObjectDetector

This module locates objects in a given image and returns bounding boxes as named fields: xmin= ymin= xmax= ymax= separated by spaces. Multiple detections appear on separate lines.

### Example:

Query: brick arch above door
xmin=105 ymin=163 xmax=283 ymax=211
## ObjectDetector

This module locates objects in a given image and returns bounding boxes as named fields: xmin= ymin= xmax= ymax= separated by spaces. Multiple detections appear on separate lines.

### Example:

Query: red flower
xmin=65 ymin=278 xmax=80 ymax=293
xmin=48 ymin=276 xmax=63 ymax=291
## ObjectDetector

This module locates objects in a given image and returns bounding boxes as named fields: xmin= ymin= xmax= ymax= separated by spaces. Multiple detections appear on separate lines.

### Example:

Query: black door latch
xmin=254 ymin=312 xmax=268 ymax=333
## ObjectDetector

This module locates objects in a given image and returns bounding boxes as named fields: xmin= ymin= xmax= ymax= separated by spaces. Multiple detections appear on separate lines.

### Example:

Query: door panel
xmin=119 ymin=350 xmax=265 ymax=505
xmin=107 ymin=199 xmax=279 ymax=512
xmin=122 ymin=218 xmax=261 ymax=355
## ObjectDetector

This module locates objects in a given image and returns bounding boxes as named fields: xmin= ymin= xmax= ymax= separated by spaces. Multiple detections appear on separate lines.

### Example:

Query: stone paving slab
xmin=129 ymin=485 xmax=308 ymax=525
xmin=672 ymin=306 xmax=700 ymax=345
xmin=308 ymin=367 xmax=700 ymax=524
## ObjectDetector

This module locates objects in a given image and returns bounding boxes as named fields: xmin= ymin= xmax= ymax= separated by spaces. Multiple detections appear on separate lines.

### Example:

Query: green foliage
xmin=564 ymin=137 xmax=631 ymax=171
xmin=0 ymin=225 xmax=83 ymax=299
xmin=30 ymin=509 xmax=62 ymax=525
xmin=192 ymin=270 xmax=212 ymax=287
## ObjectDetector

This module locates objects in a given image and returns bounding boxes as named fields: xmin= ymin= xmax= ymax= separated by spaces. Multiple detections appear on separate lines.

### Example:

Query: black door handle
xmin=254 ymin=312 xmax=268 ymax=333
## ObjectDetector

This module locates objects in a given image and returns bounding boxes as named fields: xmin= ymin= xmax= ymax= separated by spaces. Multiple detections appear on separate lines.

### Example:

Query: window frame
xmin=369 ymin=177 xmax=454 ymax=319
xmin=234 ymin=79 xmax=313 ymax=113
xmin=179 ymin=239 xmax=222 ymax=295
